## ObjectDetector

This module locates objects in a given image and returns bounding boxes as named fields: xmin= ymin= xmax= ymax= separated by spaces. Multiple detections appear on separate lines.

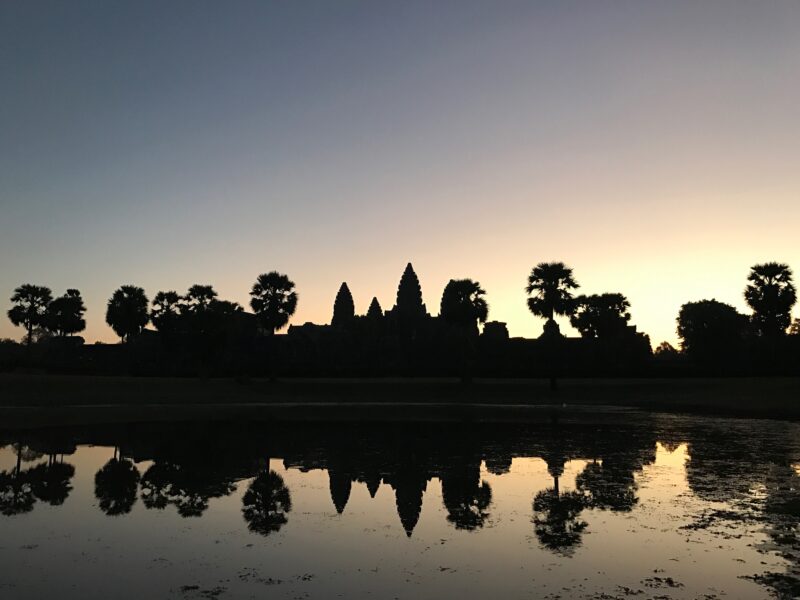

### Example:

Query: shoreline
xmin=1 ymin=373 xmax=799 ymax=427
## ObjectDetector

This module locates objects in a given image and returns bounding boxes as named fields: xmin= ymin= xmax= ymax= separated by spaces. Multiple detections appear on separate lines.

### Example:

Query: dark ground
xmin=1 ymin=374 xmax=798 ymax=428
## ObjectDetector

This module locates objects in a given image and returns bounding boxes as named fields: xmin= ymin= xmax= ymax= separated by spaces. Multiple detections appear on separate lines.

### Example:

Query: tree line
xmin=3 ymin=261 xmax=798 ymax=376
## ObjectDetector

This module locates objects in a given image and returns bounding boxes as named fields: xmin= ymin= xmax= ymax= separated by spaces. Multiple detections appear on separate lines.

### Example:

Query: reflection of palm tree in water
xmin=242 ymin=459 xmax=292 ymax=536
xmin=28 ymin=455 xmax=75 ymax=506
xmin=95 ymin=448 xmax=141 ymax=516
xmin=0 ymin=443 xmax=36 ymax=516
xmin=441 ymin=460 xmax=492 ymax=531
xmin=533 ymin=449 xmax=587 ymax=556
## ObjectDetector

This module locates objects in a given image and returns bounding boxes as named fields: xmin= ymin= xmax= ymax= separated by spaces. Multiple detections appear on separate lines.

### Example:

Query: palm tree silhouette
xmin=0 ymin=444 xmax=36 ymax=516
xmin=249 ymin=272 xmax=298 ymax=335
xmin=745 ymin=262 xmax=797 ymax=337
xmin=44 ymin=289 xmax=86 ymax=337
xmin=532 ymin=487 xmax=587 ymax=556
xmin=151 ymin=291 xmax=184 ymax=335
xmin=525 ymin=262 xmax=579 ymax=336
xmin=440 ymin=279 xmax=489 ymax=335
xmin=28 ymin=459 xmax=75 ymax=506
xmin=95 ymin=452 xmax=141 ymax=516
xmin=105 ymin=285 xmax=149 ymax=342
xmin=7 ymin=284 xmax=52 ymax=345
xmin=184 ymin=285 xmax=218 ymax=313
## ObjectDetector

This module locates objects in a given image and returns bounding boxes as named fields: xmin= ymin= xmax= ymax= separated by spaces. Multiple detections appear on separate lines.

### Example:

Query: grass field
xmin=0 ymin=373 xmax=798 ymax=428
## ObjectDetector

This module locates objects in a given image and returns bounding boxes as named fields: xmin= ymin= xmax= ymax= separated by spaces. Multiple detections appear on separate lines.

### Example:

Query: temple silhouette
xmin=3 ymin=261 xmax=798 ymax=377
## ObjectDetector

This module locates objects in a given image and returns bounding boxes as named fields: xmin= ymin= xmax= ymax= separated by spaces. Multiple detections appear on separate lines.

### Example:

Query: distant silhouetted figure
xmin=570 ymin=293 xmax=630 ymax=339
xmin=249 ymin=271 xmax=298 ymax=335
xmin=7 ymin=284 xmax=52 ymax=345
xmin=745 ymin=262 xmax=797 ymax=337
xmin=44 ymin=289 xmax=86 ymax=338
xmin=241 ymin=470 xmax=292 ymax=536
xmin=105 ymin=285 xmax=149 ymax=342
xmin=331 ymin=282 xmax=355 ymax=328
xmin=95 ymin=455 xmax=141 ymax=516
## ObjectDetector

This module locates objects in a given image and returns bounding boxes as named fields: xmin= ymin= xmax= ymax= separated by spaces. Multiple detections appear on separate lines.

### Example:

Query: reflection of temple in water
xmin=4 ymin=415 xmax=800 ymax=597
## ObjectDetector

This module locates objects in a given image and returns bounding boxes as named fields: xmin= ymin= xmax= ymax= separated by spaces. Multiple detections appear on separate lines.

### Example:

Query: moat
xmin=1 ymin=412 xmax=799 ymax=599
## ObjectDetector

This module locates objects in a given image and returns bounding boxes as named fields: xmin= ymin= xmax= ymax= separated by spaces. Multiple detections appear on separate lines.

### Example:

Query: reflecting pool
xmin=1 ymin=411 xmax=799 ymax=599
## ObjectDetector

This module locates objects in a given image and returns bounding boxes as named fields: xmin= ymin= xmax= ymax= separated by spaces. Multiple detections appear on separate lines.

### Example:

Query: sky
xmin=1 ymin=0 xmax=799 ymax=346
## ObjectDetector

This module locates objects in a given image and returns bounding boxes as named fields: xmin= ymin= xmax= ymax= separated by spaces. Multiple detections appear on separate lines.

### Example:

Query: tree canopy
xmin=105 ymin=285 xmax=149 ymax=342
xmin=45 ymin=289 xmax=86 ymax=337
xmin=744 ymin=262 xmax=796 ymax=336
xmin=677 ymin=299 xmax=748 ymax=360
xmin=7 ymin=284 xmax=53 ymax=344
xmin=569 ymin=293 xmax=631 ymax=339
xmin=439 ymin=279 xmax=488 ymax=334
xmin=151 ymin=291 xmax=184 ymax=334
xmin=525 ymin=262 xmax=579 ymax=324
xmin=249 ymin=272 xmax=298 ymax=334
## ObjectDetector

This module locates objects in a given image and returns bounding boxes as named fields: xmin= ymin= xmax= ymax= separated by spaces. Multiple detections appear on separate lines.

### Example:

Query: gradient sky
xmin=2 ymin=1 xmax=799 ymax=346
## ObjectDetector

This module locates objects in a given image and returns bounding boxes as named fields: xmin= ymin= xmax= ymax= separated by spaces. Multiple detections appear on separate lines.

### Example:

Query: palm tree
xmin=151 ymin=291 xmax=185 ymax=334
xmin=95 ymin=453 xmax=141 ymax=516
xmin=744 ymin=262 xmax=797 ymax=336
xmin=105 ymin=285 xmax=149 ymax=342
xmin=7 ymin=284 xmax=53 ymax=344
xmin=184 ymin=284 xmax=218 ymax=313
xmin=45 ymin=289 xmax=87 ymax=337
xmin=249 ymin=272 xmax=298 ymax=334
xmin=439 ymin=279 xmax=489 ymax=335
xmin=525 ymin=262 xmax=579 ymax=336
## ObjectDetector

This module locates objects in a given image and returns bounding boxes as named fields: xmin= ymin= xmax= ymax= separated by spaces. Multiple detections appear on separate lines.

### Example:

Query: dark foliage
xmin=677 ymin=299 xmax=748 ymax=364
xmin=105 ymin=285 xmax=149 ymax=342
xmin=570 ymin=293 xmax=630 ymax=339
xmin=525 ymin=262 xmax=578 ymax=328
xmin=745 ymin=262 xmax=796 ymax=337
xmin=7 ymin=284 xmax=52 ymax=345
xmin=250 ymin=272 xmax=298 ymax=334
xmin=45 ymin=289 xmax=86 ymax=337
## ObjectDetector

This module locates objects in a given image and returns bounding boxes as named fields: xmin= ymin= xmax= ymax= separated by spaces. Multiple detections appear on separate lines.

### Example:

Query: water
xmin=1 ymin=412 xmax=799 ymax=599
